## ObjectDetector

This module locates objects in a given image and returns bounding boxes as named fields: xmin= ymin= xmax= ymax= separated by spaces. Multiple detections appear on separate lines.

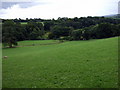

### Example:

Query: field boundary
xmin=2 ymin=41 xmax=64 ymax=48
xmin=17 ymin=42 xmax=62 ymax=47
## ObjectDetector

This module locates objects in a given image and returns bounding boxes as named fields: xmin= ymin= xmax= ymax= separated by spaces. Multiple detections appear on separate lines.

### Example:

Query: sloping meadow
xmin=2 ymin=37 xmax=118 ymax=88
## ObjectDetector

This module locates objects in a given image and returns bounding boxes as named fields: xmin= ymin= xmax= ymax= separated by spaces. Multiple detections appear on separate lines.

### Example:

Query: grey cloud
xmin=1 ymin=2 xmax=26 ymax=9
xmin=1 ymin=2 xmax=45 ymax=9
xmin=118 ymin=1 xmax=120 ymax=14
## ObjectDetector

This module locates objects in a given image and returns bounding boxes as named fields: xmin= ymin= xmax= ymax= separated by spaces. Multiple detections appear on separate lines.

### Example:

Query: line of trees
xmin=2 ymin=16 xmax=120 ymax=48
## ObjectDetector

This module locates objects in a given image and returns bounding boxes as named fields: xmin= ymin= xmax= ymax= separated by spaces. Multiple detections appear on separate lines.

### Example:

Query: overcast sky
xmin=0 ymin=0 xmax=119 ymax=19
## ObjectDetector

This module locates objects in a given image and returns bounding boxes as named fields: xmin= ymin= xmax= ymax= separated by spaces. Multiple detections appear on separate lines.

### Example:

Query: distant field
xmin=1 ymin=22 xmax=43 ymax=25
xmin=20 ymin=22 xmax=43 ymax=25
xmin=2 ymin=37 xmax=118 ymax=88
xmin=18 ymin=40 xmax=59 ymax=46
xmin=20 ymin=22 xmax=27 ymax=24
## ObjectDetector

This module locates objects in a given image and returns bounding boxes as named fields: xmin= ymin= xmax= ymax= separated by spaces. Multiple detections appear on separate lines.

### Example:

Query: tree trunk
xmin=9 ymin=42 xmax=12 ymax=48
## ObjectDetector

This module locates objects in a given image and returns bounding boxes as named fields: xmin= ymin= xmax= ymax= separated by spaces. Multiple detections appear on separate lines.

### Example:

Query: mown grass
xmin=20 ymin=22 xmax=27 ymax=24
xmin=2 ymin=37 xmax=118 ymax=88
xmin=0 ymin=43 xmax=2 ymax=88
xmin=18 ymin=40 xmax=59 ymax=46
xmin=20 ymin=22 xmax=43 ymax=25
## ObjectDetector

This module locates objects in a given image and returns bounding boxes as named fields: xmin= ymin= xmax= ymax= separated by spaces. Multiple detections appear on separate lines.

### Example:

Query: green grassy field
xmin=20 ymin=22 xmax=27 ymax=24
xmin=2 ymin=37 xmax=118 ymax=88
xmin=20 ymin=22 xmax=43 ymax=25
xmin=18 ymin=40 xmax=59 ymax=46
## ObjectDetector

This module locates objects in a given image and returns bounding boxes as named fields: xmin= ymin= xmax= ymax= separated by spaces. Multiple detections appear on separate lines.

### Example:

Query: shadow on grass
xmin=2 ymin=41 xmax=64 ymax=49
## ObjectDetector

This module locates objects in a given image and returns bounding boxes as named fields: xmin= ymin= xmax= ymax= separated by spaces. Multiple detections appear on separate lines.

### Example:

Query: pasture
xmin=2 ymin=37 xmax=118 ymax=88
xmin=20 ymin=22 xmax=43 ymax=25
xmin=18 ymin=40 xmax=59 ymax=46
xmin=20 ymin=22 xmax=27 ymax=24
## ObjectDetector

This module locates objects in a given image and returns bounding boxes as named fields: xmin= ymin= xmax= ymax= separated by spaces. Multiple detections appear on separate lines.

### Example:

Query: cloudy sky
xmin=0 ymin=0 xmax=119 ymax=19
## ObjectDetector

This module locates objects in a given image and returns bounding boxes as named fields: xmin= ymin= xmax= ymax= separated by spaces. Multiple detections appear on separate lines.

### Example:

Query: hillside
xmin=2 ymin=37 xmax=118 ymax=88
xmin=104 ymin=14 xmax=120 ymax=18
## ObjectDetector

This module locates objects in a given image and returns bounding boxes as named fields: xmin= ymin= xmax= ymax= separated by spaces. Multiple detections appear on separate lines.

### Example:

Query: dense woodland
xmin=2 ymin=16 xmax=120 ymax=47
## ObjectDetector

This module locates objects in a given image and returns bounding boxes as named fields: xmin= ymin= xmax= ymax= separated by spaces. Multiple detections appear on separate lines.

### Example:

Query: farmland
xmin=20 ymin=22 xmax=27 ymax=24
xmin=20 ymin=22 xmax=43 ymax=25
xmin=2 ymin=37 xmax=118 ymax=88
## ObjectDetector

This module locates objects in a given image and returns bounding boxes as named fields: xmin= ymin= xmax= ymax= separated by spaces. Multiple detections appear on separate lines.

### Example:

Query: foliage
xmin=2 ymin=17 xmax=120 ymax=46
xmin=94 ymin=23 xmax=113 ymax=39
xmin=50 ymin=25 xmax=73 ymax=39
xmin=2 ymin=20 xmax=18 ymax=48
xmin=70 ymin=29 xmax=83 ymax=40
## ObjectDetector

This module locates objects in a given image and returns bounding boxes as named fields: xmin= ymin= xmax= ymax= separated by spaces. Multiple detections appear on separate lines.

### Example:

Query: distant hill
xmin=104 ymin=14 xmax=120 ymax=18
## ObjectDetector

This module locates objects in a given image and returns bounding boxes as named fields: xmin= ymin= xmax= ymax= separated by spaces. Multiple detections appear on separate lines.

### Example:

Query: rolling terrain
xmin=2 ymin=37 xmax=118 ymax=88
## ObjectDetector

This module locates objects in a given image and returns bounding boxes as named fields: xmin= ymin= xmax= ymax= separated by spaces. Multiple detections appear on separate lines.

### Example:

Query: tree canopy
xmin=2 ymin=16 xmax=120 ymax=48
